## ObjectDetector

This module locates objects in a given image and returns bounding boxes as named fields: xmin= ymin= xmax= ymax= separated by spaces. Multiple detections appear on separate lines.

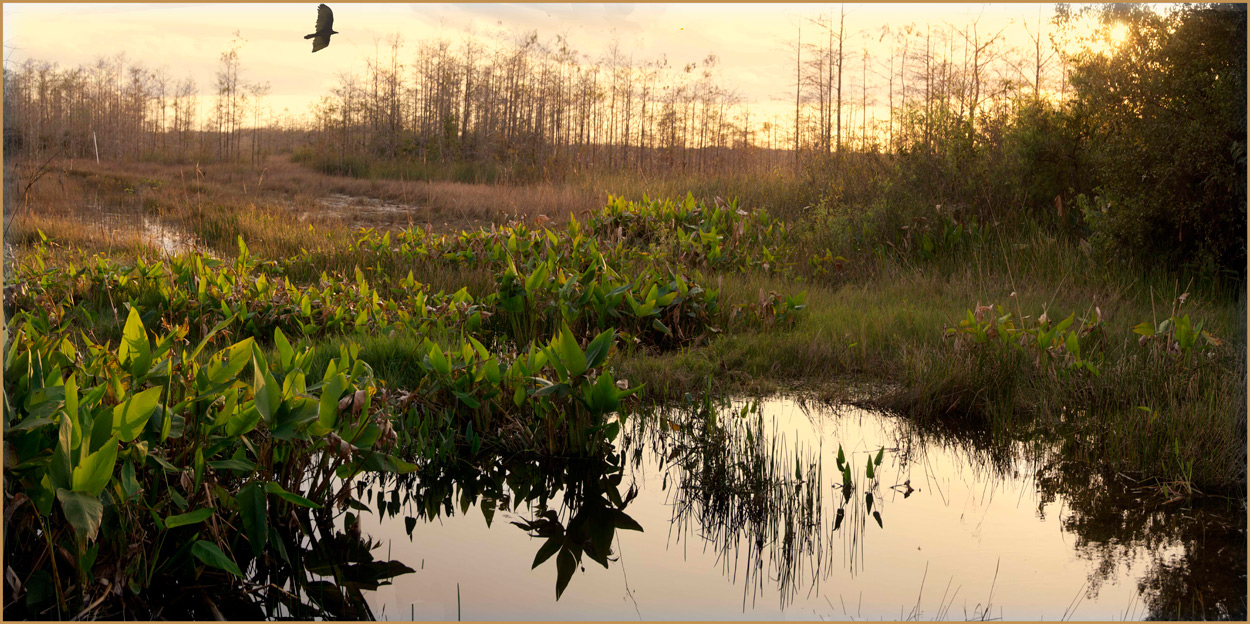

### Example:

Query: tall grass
xmin=6 ymin=150 xmax=1244 ymax=493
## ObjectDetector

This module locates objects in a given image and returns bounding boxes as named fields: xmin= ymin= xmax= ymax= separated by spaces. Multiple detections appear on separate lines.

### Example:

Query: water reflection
xmin=146 ymin=510 xmax=416 ymax=620
xmin=1034 ymin=454 xmax=1246 ymax=620
xmin=250 ymin=397 xmax=1243 ymax=620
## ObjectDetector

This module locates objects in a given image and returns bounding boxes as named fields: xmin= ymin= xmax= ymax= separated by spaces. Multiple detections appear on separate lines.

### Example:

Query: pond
xmin=217 ymin=397 xmax=1245 ymax=621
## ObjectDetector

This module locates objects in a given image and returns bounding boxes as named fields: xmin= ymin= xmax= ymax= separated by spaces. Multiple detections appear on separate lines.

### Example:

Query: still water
xmin=294 ymin=397 xmax=1244 ymax=621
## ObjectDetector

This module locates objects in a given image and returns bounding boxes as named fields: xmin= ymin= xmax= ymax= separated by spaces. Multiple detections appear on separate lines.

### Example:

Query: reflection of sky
xmin=345 ymin=399 xmax=1178 ymax=621
xmin=5 ymin=3 xmax=1094 ymax=128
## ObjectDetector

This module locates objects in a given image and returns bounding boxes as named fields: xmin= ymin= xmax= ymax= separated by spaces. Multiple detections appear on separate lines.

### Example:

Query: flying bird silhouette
xmin=304 ymin=4 xmax=338 ymax=53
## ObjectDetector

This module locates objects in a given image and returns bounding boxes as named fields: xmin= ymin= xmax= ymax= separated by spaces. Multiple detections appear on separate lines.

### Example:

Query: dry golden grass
xmin=41 ymin=156 xmax=598 ymax=227
xmin=3 ymin=154 xmax=606 ymax=266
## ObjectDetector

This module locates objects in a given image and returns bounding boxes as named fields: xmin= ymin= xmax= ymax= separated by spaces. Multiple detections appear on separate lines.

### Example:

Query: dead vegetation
xmin=3 ymin=155 xmax=603 ymax=262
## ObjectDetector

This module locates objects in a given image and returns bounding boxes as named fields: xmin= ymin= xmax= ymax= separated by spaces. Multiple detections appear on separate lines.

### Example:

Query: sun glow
xmin=1108 ymin=23 xmax=1130 ymax=47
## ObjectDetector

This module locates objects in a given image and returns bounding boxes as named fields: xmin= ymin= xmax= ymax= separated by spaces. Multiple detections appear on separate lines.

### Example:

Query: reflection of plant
xmin=1034 ymin=454 xmax=1246 ymax=621
xmin=349 ymin=448 xmax=645 ymax=603
xmin=834 ymin=444 xmax=886 ymax=530
xmin=257 ymin=517 xmax=415 ymax=620
xmin=513 ymin=471 xmax=643 ymax=599
xmin=622 ymin=396 xmax=828 ymax=609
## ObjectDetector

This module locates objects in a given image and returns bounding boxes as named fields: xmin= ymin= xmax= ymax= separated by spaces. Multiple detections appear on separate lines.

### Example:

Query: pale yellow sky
xmin=3 ymin=3 xmax=1111 ymax=126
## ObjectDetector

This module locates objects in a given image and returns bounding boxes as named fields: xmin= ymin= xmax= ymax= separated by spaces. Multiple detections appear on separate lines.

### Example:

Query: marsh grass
xmin=6 ymin=153 xmax=1244 ymax=493
xmin=621 ymin=236 xmax=1246 ymax=492
xmin=625 ymin=396 xmax=828 ymax=609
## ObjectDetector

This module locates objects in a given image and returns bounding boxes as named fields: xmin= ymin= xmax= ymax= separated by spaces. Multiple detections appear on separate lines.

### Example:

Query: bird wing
xmin=315 ymin=4 xmax=334 ymax=33
xmin=311 ymin=33 xmax=331 ymax=52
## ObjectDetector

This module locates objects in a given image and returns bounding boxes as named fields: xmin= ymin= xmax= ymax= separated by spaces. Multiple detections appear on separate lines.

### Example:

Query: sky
xmin=3 ymin=3 xmax=1097 ymax=125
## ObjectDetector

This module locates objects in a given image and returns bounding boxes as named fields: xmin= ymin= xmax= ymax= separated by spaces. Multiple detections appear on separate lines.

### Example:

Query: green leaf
xmin=482 ymin=358 xmax=502 ymax=385
xmin=5 ymin=416 xmax=54 ymax=433
xmin=428 ymin=344 xmax=451 ymax=376
xmin=203 ymin=338 xmax=255 ymax=387
xmin=524 ymin=263 xmax=550 ymax=296
xmin=314 ymin=374 xmax=348 ymax=436
xmin=265 ymin=482 xmax=322 ymax=509
xmin=468 ymin=336 xmax=490 ymax=361
xmin=191 ymin=540 xmax=243 ymax=577
xmin=866 ymin=456 xmax=875 ymax=480
xmin=553 ymin=322 xmax=587 ymax=377
xmin=532 ymin=382 xmax=569 ymax=398
xmin=453 ymin=390 xmax=481 ymax=409
xmin=252 ymin=354 xmax=280 ymax=426
xmin=223 ymin=406 xmax=261 ymax=437
xmin=113 ymin=386 xmax=163 ymax=443
xmin=64 ymin=373 xmax=80 ymax=448
xmin=56 ymin=488 xmax=103 ymax=542
xmin=165 ymin=507 xmax=214 ymax=529
xmin=1132 ymin=321 xmax=1155 ymax=337
xmin=874 ymin=446 xmax=884 ymax=467
xmin=71 ymin=435 xmax=118 ymax=497
xmin=583 ymin=329 xmax=615 ymax=371
xmin=1054 ymin=312 xmax=1076 ymax=335
xmin=207 ymin=458 xmax=255 ymax=473
xmin=118 ymin=307 xmax=152 ymax=378
xmin=189 ymin=314 xmax=238 ymax=362
xmin=237 ymin=482 xmax=268 ymax=558
xmin=50 ymin=412 xmax=74 ymax=491
xmin=119 ymin=460 xmax=141 ymax=500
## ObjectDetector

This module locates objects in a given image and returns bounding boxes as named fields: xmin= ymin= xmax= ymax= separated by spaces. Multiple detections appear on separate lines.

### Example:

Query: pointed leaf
xmin=553 ymin=322 xmax=587 ymax=377
xmin=533 ymin=536 xmax=562 ymax=569
xmin=612 ymin=509 xmax=644 ymax=532
xmin=113 ymin=387 xmax=163 ymax=443
xmin=237 ymin=482 xmax=268 ymax=557
xmin=165 ymin=507 xmax=214 ymax=529
xmin=584 ymin=329 xmax=615 ymax=370
xmin=191 ymin=540 xmax=243 ymax=577
xmin=71 ymin=435 xmax=118 ymax=497
xmin=315 ymin=374 xmax=348 ymax=435
xmin=265 ymin=482 xmax=322 ymax=509
xmin=428 ymin=344 xmax=451 ymax=376
xmin=555 ymin=548 xmax=576 ymax=600
xmin=274 ymin=328 xmax=295 ymax=371
xmin=56 ymin=488 xmax=103 ymax=542
xmin=118 ymin=307 xmax=152 ymax=378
